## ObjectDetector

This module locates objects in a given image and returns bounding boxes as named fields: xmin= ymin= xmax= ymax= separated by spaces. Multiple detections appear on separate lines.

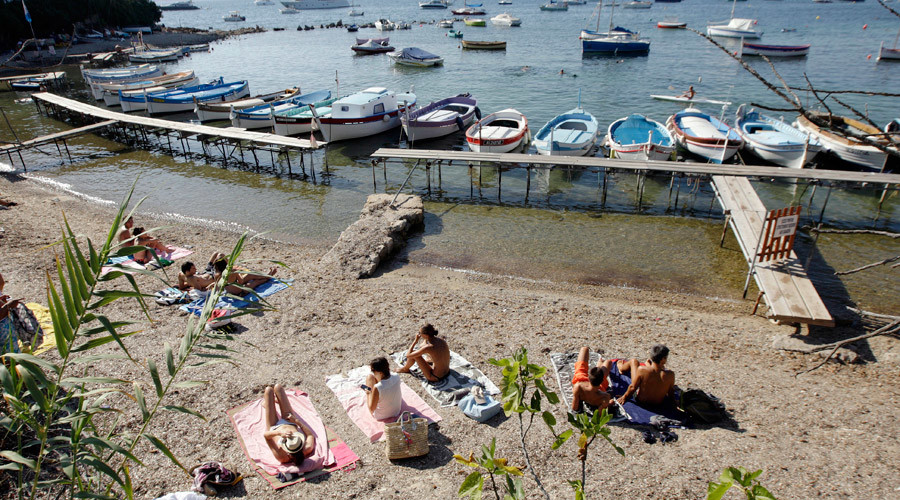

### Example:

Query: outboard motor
xmin=474 ymin=106 xmax=482 ymax=120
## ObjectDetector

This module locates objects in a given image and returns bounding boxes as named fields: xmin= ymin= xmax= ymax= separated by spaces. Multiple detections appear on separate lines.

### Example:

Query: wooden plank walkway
xmin=372 ymin=148 xmax=900 ymax=185
xmin=0 ymin=120 xmax=117 ymax=154
xmin=712 ymin=175 xmax=834 ymax=327
xmin=31 ymin=92 xmax=322 ymax=149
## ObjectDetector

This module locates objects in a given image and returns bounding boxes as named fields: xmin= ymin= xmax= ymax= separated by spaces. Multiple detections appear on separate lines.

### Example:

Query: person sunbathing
xmin=209 ymin=258 xmax=277 ymax=296
xmin=616 ymin=344 xmax=675 ymax=407
xmin=117 ymin=216 xmax=134 ymax=245
xmin=131 ymin=227 xmax=173 ymax=264
xmin=1 ymin=272 xmax=22 ymax=354
xmin=571 ymin=347 xmax=612 ymax=413
xmin=363 ymin=356 xmax=402 ymax=420
xmin=177 ymin=262 xmax=214 ymax=291
xmin=262 ymin=384 xmax=315 ymax=464
xmin=397 ymin=323 xmax=450 ymax=383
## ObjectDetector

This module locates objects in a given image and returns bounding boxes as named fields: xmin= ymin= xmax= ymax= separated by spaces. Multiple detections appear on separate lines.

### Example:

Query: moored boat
xmin=734 ymin=106 xmax=821 ymax=168
xmin=540 ymin=1 xmax=569 ymax=10
xmin=657 ymin=19 xmax=686 ymax=28
xmin=375 ymin=19 xmax=397 ymax=31
xmin=231 ymin=89 xmax=331 ymax=129
xmin=666 ymin=107 xmax=743 ymax=163
xmin=877 ymin=41 xmax=900 ymax=61
xmin=313 ymin=87 xmax=417 ymax=142
xmin=99 ymin=71 xmax=198 ymax=106
xmin=606 ymin=113 xmax=675 ymax=161
xmin=707 ymin=18 xmax=761 ymax=38
xmin=438 ymin=19 xmax=455 ymax=28
xmin=402 ymin=93 xmax=479 ymax=142
xmin=280 ymin=0 xmax=351 ymax=8
xmin=794 ymin=112 xmax=894 ymax=170
xmin=741 ymin=42 xmax=810 ymax=57
xmin=461 ymin=40 xmax=506 ymax=49
xmin=223 ymin=11 xmax=246 ymax=21
xmin=144 ymin=79 xmax=250 ymax=115
xmin=81 ymin=64 xmax=163 ymax=85
xmin=448 ymin=29 xmax=464 ymax=38
xmin=465 ymin=17 xmax=487 ymax=26
xmin=273 ymin=97 xmax=340 ymax=136
xmin=195 ymin=87 xmax=301 ymax=122
xmin=352 ymin=37 xmax=395 ymax=53
xmin=420 ymin=0 xmax=450 ymax=7
xmin=466 ymin=108 xmax=529 ymax=153
xmin=128 ymin=48 xmax=181 ymax=63
xmin=452 ymin=3 xmax=487 ymax=15
xmin=533 ymin=107 xmax=599 ymax=156
xmin=622 ymin=1 xmax=652 ymax=7
xmin=581 ymin=1 xmax=650 ymax=54
xmin=491 ymin=13 xmax=522 ymax=26
xmin=159 ymin=1 xmax=199 ymax=10
xmin=388 ymin=47 xmax=445 ymax=67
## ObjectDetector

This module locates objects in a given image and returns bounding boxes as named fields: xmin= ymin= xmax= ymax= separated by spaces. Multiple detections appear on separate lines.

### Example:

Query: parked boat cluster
xmin=78 ymin=63 xmax=897 ymax=171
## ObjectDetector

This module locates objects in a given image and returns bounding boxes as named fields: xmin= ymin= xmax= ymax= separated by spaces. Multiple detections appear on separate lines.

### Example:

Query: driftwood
xmin=835 ymin=255 xmax=900 ymax=276
xmin=848 ymin=307 xmax=900 ymax=322
xmin=794 ymin=320 xmax=900 ymax=376
xmin=807 ymin=228 xmax=900 ymax=239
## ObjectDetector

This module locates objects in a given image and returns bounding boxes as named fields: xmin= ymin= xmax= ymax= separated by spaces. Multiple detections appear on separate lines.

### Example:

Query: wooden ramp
xmin=31 ymin=92 xmax=322 ymax=149
xmin=0 ymin=120 xmax=118 ymax=155
xmin=712 ymin=175 xmax=834 ymax=327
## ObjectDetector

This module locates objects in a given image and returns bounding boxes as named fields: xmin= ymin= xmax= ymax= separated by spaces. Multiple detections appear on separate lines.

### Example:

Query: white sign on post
xmin=772 ymin=214 xmax=799 ymax=238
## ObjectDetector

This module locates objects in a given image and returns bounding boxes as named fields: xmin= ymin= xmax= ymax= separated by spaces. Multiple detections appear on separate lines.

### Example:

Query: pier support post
xmin=601 ymin=168 xmax=608 ymax=207
xmin=371 ymin=159 xmax=377 ymax=192
xmin=62 ymin=139 xmax=72 ymax=163
xmin=425 ymin=161 xmax=431 ymax=196
xmin=497 ymin=164 xmax=501 ymax=202
xmin=525 ymin=165 xmax=531 ymax=203
xmin=719 ymin=213 xmax=731 ymax=247
xmin=818 ymin=184 xmax=832 ymax=225
xmin=438 ymin=160 xmax=442 ymax=193
xmin=468 ymin=162 xmax=473 ymax=199
xmin=286 ymin=150 xmax=292 ymax=177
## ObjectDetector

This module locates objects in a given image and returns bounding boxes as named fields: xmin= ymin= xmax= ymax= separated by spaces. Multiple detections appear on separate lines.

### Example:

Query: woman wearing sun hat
xmin=262 ymin=384 xmax=316 ymax=463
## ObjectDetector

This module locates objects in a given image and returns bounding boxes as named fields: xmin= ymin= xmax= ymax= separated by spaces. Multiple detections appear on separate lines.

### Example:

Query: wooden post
xmin=62 ymin=139 xmax=72 ymax=163
xmin=286 ymin=149 xmax=292 ymax=177
xmin=382 ymin=158 xmax=387 ymax=183
xmin=371 ymin=159 xmax=377 ymax=192
xmin=497 ymin=164 xmax=502 ymax=202
xmin=667 ymin=172 xmax=675 ymax=209
xmin=751 ymin=291 xmax=765 ymax=316
xmin=601 ymin=168 xmax=608 ymax=207
xmin=817 ymin=184 xmax=832 ymax=225
xmin=525 ymin=164 xmax=531 ymax=203
xmin=438 ymin=160 xmax=442 ymax=193
xmin=719 ymin=212 xmax=731 ymax=247
xmin=468 ymin=162 xmax=473 ymax=199
xmin=425 ymin=161 xmax=431 ymax=196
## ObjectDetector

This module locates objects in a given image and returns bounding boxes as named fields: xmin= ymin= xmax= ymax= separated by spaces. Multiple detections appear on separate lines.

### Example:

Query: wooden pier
xmin=0 ymin=120 xmax=117 ymax=170
xmin=17 ymin=92 xmax=324 ymax=178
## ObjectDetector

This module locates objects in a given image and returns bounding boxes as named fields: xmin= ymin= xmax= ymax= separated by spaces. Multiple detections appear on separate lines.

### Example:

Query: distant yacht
xmin=279 ymin=0 xmax=350 ymax=8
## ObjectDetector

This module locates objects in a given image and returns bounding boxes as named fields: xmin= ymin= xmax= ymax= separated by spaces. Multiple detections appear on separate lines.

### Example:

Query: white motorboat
xmin=402 ymin=94 xmax=479 ymax=142
xmin=466 ymin=108 xmax=529 ymax=153
xmin=280 ymin=0 xmax=350 ymax=8
xmin=375 ymin=19 xmax=397 ymax=31
xmin=491 ymin=13 xmax=521 ymax=26
xmin=666 ymin=107 xmax=744 ymax=163
xmin=794 ymin=112 xmax=894 ymax=171
xmin=314 ymin=87 xmax=417 ymax=142
xmin=438 ymin=19 xmax=454 ymax=28
xmin=735 ymin=107 xmax=821 ymax=168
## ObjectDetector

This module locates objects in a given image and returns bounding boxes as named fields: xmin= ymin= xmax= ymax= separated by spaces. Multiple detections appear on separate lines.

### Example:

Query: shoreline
xmin=2 ymin=174 xmax=899 ymax=499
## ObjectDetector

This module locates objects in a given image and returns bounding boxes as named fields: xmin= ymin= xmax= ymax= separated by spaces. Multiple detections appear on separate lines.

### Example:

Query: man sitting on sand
xmin=571 ymin=347 xmax=613 ymax=413
xmin=117 ymin=216 xmax=134 ymax=244
xmin=616 ymin=344 xmax=675 ymax=406
xmin=209 ymin=258 xmax=277 ymax=296
xmin=177 ymin=262 xmax=215 ymax=292
xmin=397 ymin=323 xmax=450 ymax=383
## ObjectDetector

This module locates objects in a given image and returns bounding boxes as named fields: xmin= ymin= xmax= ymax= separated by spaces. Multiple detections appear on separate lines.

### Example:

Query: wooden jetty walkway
xmin=712 ymin=175 xmax=834 ymax=327
xmin=1 ymin=120 xmax=118 ymax=169
xmin=12 ymin=92 xmax=323 ymax=177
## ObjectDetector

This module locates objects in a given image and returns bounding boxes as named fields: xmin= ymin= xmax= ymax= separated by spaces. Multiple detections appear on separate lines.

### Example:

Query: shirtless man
xmin=117 ymin=217 xmax=134 ymax=244
xmin=616 ymin=344 xmax=675 ymax=406
xmin=397 ymin=323 xmax=450 ymax=382
xmin=571 ymin=347 xmax=612 ymax=413
xmin=209 ymin=258 xmax=277 ymax=296
xmin=177 ymin=262 xmax=214 ymax=291
xmin=680 ymin=85 xmax=696 ymax=100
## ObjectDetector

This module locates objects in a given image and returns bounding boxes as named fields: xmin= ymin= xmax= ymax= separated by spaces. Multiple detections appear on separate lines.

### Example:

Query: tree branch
xmin=876 ymin=0 xmax=900 ymax=19
xmin=796 ymin=320 xmax=900 ymax=376
xmin=807 ymin=227 xmax=900 ymax=238
xmin=835 ymin=255 xmax=900 ymax=275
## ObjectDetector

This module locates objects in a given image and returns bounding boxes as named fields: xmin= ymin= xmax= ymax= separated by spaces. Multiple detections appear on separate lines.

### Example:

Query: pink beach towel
xmin=325 ymin=366 xmax=442 ymax=443
xmin=101 ymin=246 xmax=194 ymax=275
xmin=230 ymin=389 xmax=334 ymax=476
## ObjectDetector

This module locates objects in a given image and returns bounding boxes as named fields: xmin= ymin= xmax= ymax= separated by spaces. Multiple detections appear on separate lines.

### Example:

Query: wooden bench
xmin=712 ymin=175 xmax=834 ymax=327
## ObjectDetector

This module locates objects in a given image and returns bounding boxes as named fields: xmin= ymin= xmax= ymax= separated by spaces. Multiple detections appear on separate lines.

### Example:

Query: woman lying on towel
xmin=263 ymin=384 xmax=316 ymax=463
xmin=131 ymin=227 xmax=174 ymax=264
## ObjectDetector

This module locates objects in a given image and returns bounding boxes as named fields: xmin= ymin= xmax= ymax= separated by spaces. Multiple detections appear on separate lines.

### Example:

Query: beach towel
xmin=179 ymin=278 xmax=292 ymax=316
xmin=101 ymin=247 xmax=194 ymax=275
xmin=325 ymin=365 xmax=442 ymax=443
xmin=27 ymin=303 xmax=56 ymax=356
xmin=390 ymin=350 xmax=500 ymax=407
xmin=550 ymin=352 xmax=686 ymax=427
xmin=155 ymin=287 xmax=190 ymax=306
xmin=228 ymin=389 xmax=358 ymax=490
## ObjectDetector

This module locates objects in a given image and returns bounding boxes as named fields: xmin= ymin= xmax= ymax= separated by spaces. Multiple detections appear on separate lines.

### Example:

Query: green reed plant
xmin=454 ymin=438 xmax=525 ymax=500
xmin=0 ymin=185 xmax=272 ymax=499
xmin=708 ymin=467 xmax=779 ymax=500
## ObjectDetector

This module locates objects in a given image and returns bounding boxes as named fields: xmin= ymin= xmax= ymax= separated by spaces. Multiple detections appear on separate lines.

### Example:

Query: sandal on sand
xmin=642 ymin=430 xmax=657 ymax=444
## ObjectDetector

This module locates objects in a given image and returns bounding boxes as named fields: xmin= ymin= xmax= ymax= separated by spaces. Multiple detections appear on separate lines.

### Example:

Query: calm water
xmin=1 ymin=0 xmax=898 ymax=312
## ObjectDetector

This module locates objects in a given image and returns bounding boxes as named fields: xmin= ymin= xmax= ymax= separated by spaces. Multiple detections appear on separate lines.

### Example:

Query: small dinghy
xmin=388 ymin=47 xmax=444 ymax=67
xmin=533 ymin=105 xmax=599 ymax=156
xmin=741 ymin=42 xmax=810 ymax=57
xmin=794 ymin=112 xmax=895 ymax=171
xmin=735 ymin=106 xmax=821 ymax=168
xmin=402 ymin=93 xmax=479 ymax=142
xmin=606 ymin=113 xmax=675 ymax=161
xmin=466 ymin=108 xmax=529 ymax=153
xmin=666 ymin=107 xmax=743 ymax=163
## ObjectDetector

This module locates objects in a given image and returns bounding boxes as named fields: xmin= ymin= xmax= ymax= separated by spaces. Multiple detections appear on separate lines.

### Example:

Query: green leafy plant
xmin=553 ymin=408 xmax=625 ymax=500
xmin=454 ymin=438 xmax=525 ymax=500
xmin=708 ymin=467 xmax=779 ymax=500
xmin=488 ymin=347 xmax=559 ymax=499
xmin=0 ymin=186 xmax=271 ymax=499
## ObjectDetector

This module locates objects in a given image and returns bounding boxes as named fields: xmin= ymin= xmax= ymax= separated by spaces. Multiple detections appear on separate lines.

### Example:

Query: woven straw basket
xmin=384 ymin=411 xmax=429 ymax=459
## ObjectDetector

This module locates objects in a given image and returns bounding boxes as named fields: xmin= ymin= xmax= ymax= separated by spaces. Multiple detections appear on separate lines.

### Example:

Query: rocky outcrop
xmin=322 ymin=194 xmax=424 ymax=279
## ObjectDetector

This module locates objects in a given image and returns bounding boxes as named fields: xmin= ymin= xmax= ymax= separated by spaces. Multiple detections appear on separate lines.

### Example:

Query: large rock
xmin=322 ymin=194 xmax=424 ymax=279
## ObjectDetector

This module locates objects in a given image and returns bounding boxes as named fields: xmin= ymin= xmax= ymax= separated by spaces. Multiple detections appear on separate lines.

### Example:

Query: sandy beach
xmin=1 ymin=173 xmax=898 ymax=499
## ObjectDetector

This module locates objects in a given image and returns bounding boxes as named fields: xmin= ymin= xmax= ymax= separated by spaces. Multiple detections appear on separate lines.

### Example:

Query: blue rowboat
xmin=533 ymin=106 xmax=599 ymax=156
xmin=606 ymin=113 xmax=675 ymax=161
xmin=666 ymin=107 xmax=743 ymax=163
xmin=231 ymin=89 xmax=332 ymax=129
xmin=741 ymin=42 xmax=810 ymax=57
xmin=144 ymin=79 xmax=251 ymax=115
xmin=735 ymin=106 xmax=821 ymax=168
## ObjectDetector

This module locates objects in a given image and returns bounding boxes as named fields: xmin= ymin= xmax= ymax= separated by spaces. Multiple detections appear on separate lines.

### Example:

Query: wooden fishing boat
xmin=98 ymin=70 xmax=198 ymax=106
xmin=388 ymin=47 xmax=445 ymax=67
xmin=195 ymin=87 xmax=300 ymax=121
xmin=465 ymin=17 xmax=487 ymax=26
xmin=273 ymin=97 xmax=340 ymax=136
xmin=533 ymin=103 xmax=599 ymax=156
xmin=314 ymin=87 xmax=417 ymax=142
xmin=606 ymin=113 xmax=675 ymax=161
xmin=81 ymin=64 xmax=162 ymax=85
xmin=146 ymin=80 xmax=250 ymax=115
xmin=794 ymin=112 xmax=894 ymax=171
xmin=741 ymin=42 xmax=810 ymax=57
xmin=466 ymin=108 xmax=529 ymax=153
xmin=231 ymin=89 xmax=331 ymax=129
xmin=735 ymin=106 xmax=821 ymax=168
xmin=461 ymin=40 xmax=506 ymax=49
xmin=402 ymin=94 xmax=479 ymax=142
xmin=666 ymin=107 xmax=743 ymax=163
xmin=128 ymin=48 xmax=181 ymax=63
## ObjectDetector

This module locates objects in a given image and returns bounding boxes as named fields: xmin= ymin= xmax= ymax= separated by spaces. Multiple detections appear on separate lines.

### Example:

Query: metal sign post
xmin=743 ymin=206 xmax=802 ymax=298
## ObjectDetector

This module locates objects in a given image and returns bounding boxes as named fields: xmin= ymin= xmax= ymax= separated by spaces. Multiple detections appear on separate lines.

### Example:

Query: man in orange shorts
xmin=571 ymin=347 xmax=613 ymax=413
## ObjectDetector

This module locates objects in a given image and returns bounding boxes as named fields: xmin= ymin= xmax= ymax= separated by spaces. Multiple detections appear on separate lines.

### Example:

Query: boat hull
xmin=742 ymin=43 xmax=809 ymax=57
xmin=280 ymin=0 xmax=350 ymax=8
xmin=794 ymin=116 xmax=889 ymax=170
xmin=666 ymin=110 xmax=743 ymax=163
xmin=148 ymin=85 xmax=251 ymax=115
xmin=319 ymin=109 xmax=407 ymax=141
xmin=402 ymin=96 xmax=478 ymax=142
xmin=707 ymin=26 xmax=761 ymax=38
xmin=274 ymin=115 xmax=317 ymax=135
xmin=533 ymin=108 xmax=599 ymax=156
xmin=466 ymin=108 xmax=529 ymax=153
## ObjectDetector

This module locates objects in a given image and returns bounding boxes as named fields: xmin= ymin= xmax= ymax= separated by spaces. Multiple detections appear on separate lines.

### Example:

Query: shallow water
xmin=1 ymin=0 xmax=898 ymax=313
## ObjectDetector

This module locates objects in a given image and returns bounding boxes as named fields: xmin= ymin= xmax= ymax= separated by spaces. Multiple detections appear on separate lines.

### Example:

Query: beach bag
xmin=205 ymin=309 xmax=232 ymax=331
xmin=459 ymin=393 xmax=503 ymax=423
xmin=384 ymin=411 xmax=429 ymax=459
xmin=190 ymin=461 xmax=242 ymax=495
xmin=680 ymin=389 xmax=728 ymax=424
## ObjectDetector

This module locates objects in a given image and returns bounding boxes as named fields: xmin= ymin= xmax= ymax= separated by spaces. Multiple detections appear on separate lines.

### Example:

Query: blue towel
xmin=179 ymin=278 xmax=292 ymax=316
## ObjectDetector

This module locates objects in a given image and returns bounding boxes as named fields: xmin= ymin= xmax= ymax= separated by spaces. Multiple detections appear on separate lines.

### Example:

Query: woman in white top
xmin=262 ymin=384 xmax=316 ymax=463
xmin=364 ymin=357 xmax=402 ymax=420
